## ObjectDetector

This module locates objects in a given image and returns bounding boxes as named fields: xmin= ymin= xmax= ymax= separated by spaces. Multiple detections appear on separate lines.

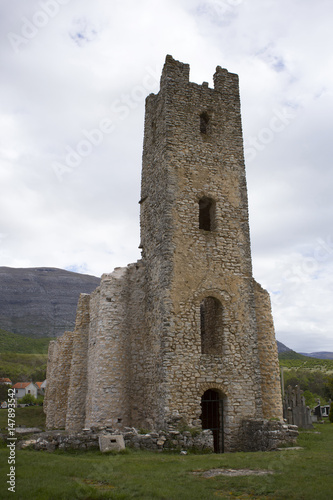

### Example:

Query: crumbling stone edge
xmin=239 ymin=419 xmax=299 ymax=452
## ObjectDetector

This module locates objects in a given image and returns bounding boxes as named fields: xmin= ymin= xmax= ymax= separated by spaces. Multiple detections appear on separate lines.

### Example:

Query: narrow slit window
xmin=199 ymin=197 xmax=215 ymax=231
xmin=200 ymin=112 xmax=210 ymax=134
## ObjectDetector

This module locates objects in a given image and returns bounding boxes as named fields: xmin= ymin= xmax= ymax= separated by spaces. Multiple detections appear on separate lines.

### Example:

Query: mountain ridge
xmin=277 ymin=340 xmax=333 ymax=360
xmin=0 ymin=267 xmax=100 ymax=338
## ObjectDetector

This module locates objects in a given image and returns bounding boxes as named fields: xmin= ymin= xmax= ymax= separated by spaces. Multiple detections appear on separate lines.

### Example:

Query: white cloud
xmin=0 ymin=0 xmax=332 ymax=352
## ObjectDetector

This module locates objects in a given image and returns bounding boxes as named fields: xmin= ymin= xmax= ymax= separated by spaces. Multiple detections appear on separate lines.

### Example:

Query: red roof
xmin=0 ymin=378 xmax=12 ymax=383
xmin=12 ymin=382 xmax=30 ymax=389
xmin=35 ymin=382 xmax=43 ymax=389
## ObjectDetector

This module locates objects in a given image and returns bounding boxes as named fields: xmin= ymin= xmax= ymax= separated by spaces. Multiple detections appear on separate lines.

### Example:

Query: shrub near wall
xmin=329 ymin=402 xmax=333 ymax=423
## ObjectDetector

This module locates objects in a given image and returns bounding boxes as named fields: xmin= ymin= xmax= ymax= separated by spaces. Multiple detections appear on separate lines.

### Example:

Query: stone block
xmin=99 ymin=434 xmax=125 ymax=452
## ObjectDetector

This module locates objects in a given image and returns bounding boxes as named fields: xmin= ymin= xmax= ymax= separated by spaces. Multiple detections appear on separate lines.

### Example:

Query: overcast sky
xmin=1 ymin=0 xmax=332 ymax=353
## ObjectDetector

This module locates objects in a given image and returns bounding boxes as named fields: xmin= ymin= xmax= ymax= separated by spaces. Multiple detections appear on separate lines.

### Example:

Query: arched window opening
xmin=200 ymin=112 xmax=210 ymax=134
xmin=201 ymin=389 xmax=224 ymax=453
xmin=200 ymin=297 xmax=223 ymax=354
xmin=199 ymin=197 xmax=215 ymax=231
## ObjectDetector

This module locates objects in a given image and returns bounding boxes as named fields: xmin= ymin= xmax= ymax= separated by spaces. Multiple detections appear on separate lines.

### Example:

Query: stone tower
xmin=44 ymin=55 xmax=284 ymax=452
xmin=139 ymin=55 xmax=281 ymax=451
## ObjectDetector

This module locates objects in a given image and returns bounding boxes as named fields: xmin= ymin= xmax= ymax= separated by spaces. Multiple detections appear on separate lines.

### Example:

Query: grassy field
xmin=0 ymin=406 xmax=46 ymax=430
xmin=0 ymin=329 xmax=53 ymax=383
xmin=0 ymin=420 xmax=332 ymax=499
xmin=0 ymin=329 xmax=53 ymax=354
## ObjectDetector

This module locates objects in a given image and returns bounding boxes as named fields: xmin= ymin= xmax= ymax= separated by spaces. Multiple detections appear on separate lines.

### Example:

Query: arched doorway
xmin=201 ymin=389 xmax=224 ymax=453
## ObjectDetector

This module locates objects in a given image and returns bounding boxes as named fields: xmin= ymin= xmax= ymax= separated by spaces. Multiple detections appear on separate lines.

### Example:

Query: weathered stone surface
xmin=240 ymin=419 xmax=298 ymax=451
xmin=0 ymin=267 xmax=100 ymax=337
xmin=283 ymin=385 xmax=313 ymax=429
xmin=18 ymin=428 xmax=214 ymax=453
xmin=44 ymin=55 xmax=286 ymax=453
xmin=254 ymin=281 xmax=283 ymax=420
xmin=15 ymin=427 xmax=42 ymax=434
xmin=99 ymin=434 xmax=125 ymax=452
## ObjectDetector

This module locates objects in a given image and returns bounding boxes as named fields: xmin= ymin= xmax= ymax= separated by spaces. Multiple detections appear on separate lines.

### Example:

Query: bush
xmin=18 ymin=394 xmax=37 ymax=405
xmin=36 ymin=395 xmax=44 ymax=406
xmin=329 ymin=402 xmax=333 ymax=423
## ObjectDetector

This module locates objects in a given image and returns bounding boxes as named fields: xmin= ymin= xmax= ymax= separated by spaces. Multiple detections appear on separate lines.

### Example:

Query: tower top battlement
xmin=159 ymin=54 xmax=239 ymax=100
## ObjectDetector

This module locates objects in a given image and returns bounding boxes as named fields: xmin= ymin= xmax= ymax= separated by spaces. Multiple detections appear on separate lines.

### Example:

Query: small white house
xmin=12 ymin=382 xmax=38 ymax=400
xmin=0 ymin=378 xmax=12 ymax=385
xmin=35 ymin=381 xmax=47 ymax=395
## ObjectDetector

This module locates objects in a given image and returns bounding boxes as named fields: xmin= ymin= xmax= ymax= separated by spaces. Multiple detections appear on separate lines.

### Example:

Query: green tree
xmin=303 ymin=390 xmax=323 ymax=408
xmin=284 ymin=369 xmax=330 ymax=401
xmin=324 ymin=376 xmax=333 ymax=400
xmin=36 ymin=395 xmax=44 ymax=406
xmin=18 ymin=393 xmax=37 ymax=405
xmin=0 ymin=384 xmax=9 ymax=402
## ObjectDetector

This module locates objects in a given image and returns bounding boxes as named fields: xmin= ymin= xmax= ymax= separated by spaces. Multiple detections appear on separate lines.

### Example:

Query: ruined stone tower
xmin=44 ymin=56 xmax=284 ymax=452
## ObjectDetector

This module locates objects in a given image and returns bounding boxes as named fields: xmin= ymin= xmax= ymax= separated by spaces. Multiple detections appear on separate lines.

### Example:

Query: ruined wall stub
xmin=254 ymin=281 xmax=283 ymax=420
xmin=66 ymin=294 xmax=90 ymax=432
xmin=84 ymin=268 xmax=131 ymax=429
xmin=44 ymin=331 xmax=75 ymax=429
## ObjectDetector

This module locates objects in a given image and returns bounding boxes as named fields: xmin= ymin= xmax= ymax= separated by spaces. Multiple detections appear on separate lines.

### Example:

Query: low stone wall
xmin=17 ymin=421 xmax=297 ymax=453
xmin=240 ymin=419 xmax=298 ymax=451
xmin=17 ymin=428 xmax=214 ymax=453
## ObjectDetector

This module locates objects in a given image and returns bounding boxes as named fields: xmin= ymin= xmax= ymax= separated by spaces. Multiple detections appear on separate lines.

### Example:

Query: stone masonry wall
xmin=254 ymin=280 xmax=283 ymax=420
xmin=65 ymin=294 xmax=90 ymax=431
xmin=85 ymin=268 xmax=131 ymax=430
xmin=43 ymin=340 xmax=55 ymax=419
xmin=20 ymin=422 xmax=297 ymax=454
xmin=44 ymin=331 xmax=75 ymax=429
xmin=140 ymin=56 xmax=266 ymax=449
xmin=19 ymin=428 xmax=214 ymax=454
xmin=126 ymin=262 xmax=162 ymax=429
xmin=84 ymin=261 xmax=167 ymax=431
xmin=44 ymin=339 xmax=62 ymax=428
xmin=53 ymin=331 xmax=75 ymax=428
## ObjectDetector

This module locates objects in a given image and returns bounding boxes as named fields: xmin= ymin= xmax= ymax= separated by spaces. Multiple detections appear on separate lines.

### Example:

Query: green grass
xmin=0 ymin=328 xmax=54 ymax=354
xmin=0 ymin=423 xmax=332 ymax=499
xmin=0 ymin=352 xmax=47 ymax=382
xmin=0 ymin=406 xmax=46 ymax=431
xmin=0 ymin=329 xmax=53 ymax=383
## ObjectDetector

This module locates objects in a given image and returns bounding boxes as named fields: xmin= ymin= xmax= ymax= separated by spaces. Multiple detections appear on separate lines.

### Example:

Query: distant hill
xmin=277 ymin=340 xmax=333 ymax=361
xmin=299 ymin=352 xmax=333 ymax=360
xmin=277 ymin=340 xmax=293 ymax=354
xmin=277 ymin=341 xmax=308 ymax=361
xmin=0 ymin=267 xmax=100 ymax=338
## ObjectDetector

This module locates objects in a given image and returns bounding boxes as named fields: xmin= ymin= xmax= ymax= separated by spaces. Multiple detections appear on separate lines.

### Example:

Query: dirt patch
xmin=192 ymin=468 xmax=274 ymax=478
